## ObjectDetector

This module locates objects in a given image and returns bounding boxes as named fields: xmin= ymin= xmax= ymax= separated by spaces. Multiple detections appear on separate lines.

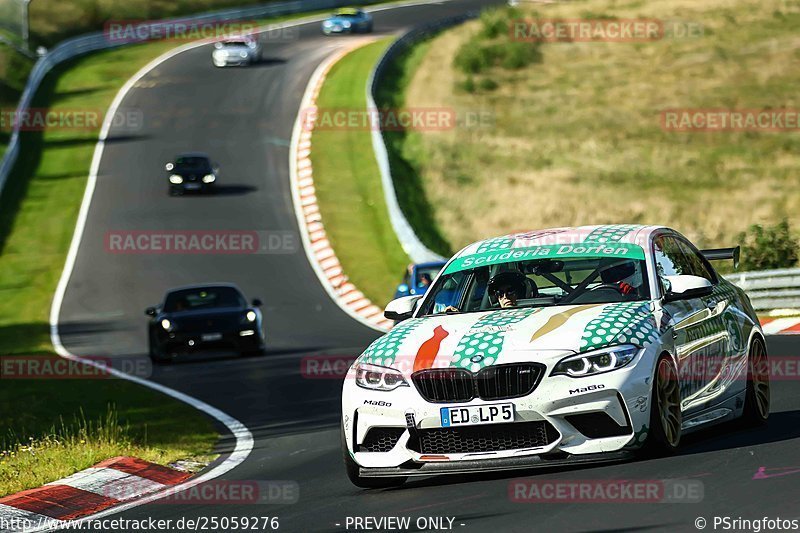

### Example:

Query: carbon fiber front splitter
xmin=359 ymin=451 xmax=634 ymax=477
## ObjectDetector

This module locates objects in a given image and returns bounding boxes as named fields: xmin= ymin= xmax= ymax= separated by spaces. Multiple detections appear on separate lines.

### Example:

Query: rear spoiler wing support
xmin=701 ymin=247 xmax=740 ymax=270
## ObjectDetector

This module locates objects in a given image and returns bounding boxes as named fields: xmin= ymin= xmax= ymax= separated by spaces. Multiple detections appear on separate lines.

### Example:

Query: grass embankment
xmin=394 ymin=0 xmax=800 ymax=252
xmin=0 ymin=39 xmax=218 ymax=497
xmin=310 ymin=38 xmax=412 ymax=307
xmin=0 ymin=45 xmax=35 ymax=158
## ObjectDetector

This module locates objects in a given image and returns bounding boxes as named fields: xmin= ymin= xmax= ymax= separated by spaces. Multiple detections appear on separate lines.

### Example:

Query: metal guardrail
xmin=726 ymin=267 xmax=800 ymax=311
xmin=367 ymin=13 xmax=478 ymax=264
xmin=0 ymin=0 xmax=353 ymax=198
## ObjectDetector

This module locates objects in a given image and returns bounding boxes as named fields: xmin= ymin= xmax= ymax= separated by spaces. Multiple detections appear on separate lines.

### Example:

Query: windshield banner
xmin=444 ymin=242 xmax=645 ymax=274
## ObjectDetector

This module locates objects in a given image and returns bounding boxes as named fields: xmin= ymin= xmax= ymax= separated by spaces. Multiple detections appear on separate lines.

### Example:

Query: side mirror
xmin=145 ymin=307 xmax=157 ymax=316
xmin=165 ymin=162 xmax=174 ymax=172
xmin=213 ymin=163 xmax=220 ymax=173
xmin=252 ymin=298 xmax=263 ymax=307
xmin=384 ymin=295 xmax=422 ymax=322
xmin=662 ymin=275 xmax=713 ymax=302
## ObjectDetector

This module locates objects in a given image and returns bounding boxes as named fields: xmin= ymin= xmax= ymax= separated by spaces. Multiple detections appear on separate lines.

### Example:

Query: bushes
xmin=452 ymin=7 xmax=541 ymax=92
xmin=737 ymin=220 xmax=799 ymax=271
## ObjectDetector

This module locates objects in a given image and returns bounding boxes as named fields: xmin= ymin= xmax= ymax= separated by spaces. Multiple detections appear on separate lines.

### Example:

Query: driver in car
xmin=441 ymin=271 xmax=530 ymax=312
xmin=488 ymin=271 xmax=529 ymax=308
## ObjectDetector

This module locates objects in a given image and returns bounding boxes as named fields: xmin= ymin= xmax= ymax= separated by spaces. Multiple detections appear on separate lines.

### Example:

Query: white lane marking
xmin=46 ymin=468 xmax=165 ymax=501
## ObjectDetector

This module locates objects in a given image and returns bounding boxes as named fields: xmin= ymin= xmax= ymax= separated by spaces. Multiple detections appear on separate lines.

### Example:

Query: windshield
xmin=419 ymin=254 xmax=650 ymax=316
xmin=163 ymin=287 xmax=246 ymax=312
xmin=414 ymin=264 xmax=444 ymax=289
xmin=174 ymin=156 xmax=211 ymax=172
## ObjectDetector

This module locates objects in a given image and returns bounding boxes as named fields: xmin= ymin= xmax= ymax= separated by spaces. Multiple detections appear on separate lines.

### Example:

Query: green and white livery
xmin=342 ymin=225 xmax=769 ymax=487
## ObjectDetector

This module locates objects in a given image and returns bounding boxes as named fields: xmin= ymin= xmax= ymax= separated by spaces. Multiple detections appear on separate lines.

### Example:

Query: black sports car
xmin=146 ymin=284 xmax=265 ymax=363
xmin=165 ymin=152 xmax=219 ymax=195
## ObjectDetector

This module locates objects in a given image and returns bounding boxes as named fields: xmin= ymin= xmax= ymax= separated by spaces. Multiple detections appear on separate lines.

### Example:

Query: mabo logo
xmin=569 ymin=384 xmax=606 ymax=395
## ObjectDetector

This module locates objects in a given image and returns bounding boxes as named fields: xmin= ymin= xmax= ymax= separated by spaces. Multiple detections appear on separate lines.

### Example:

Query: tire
xmin=148 ymin=336 xmax=170 ymax=365
xmin=641 ymin=355 xmax=682 ymax=456
xmin=341 ymin=424 xmax=406 ymax=489
xmin=741 ymin=337 xmax=770 ymax=426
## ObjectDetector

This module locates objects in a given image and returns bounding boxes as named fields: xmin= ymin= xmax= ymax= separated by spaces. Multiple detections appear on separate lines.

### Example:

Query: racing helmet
xmin=487 ymin=271 xmax=530 ymax=304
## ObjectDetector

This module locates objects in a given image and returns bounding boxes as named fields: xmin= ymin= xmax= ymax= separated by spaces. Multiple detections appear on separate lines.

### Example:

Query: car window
xmin=653 ymin=235 xmax=716 ymax=294
xmin=420 ymin=255 xmax=649 ymax=316
xmin=673 ymin=237 xmax=717 ymax=283
xmin=164 ymin=287 xmax=246 ymax=312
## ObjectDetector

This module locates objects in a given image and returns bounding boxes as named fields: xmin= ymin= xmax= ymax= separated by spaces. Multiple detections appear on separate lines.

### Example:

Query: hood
xmin=357 ymin=301 xmax=659 ymax=375
xmin=325 ymin=16 xmax=355 ymax=24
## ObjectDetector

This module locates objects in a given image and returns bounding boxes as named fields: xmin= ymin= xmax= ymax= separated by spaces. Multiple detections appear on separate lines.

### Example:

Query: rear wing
xmin=701 ymin=246 xmax=740 ymax=269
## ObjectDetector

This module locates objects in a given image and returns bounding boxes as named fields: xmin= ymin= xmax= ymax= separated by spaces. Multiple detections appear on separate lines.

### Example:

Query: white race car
xmin=341 ymin=225 xmax=770 ymax=487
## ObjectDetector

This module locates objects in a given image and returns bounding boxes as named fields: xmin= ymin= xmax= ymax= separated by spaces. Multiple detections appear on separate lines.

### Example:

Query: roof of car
xmin=165 ymin=282 xmax=243 ymax=293
xmin=333 ymin=7 xmax=363 ymax=15
xmin=452 ymin=225 xmax=662 ymax=260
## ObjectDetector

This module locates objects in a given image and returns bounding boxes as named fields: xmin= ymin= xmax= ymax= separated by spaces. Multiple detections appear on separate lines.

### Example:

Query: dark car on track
xmin=146 ymin=283 xmax=265 ymax=363
xmin=165 ymin=152 xmax=219 ymax=195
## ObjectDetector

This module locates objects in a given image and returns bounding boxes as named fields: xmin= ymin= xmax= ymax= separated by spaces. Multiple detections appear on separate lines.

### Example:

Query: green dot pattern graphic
xmin=451 ymin=308 xmax=538 ymax=372
xmin=361 ymin=319 xmax=423 ymax=367
xmin=584 ymin=225 xmax=641 ymax=244
xmin=580 ymin=302 xmax=658 ymax=351
xmin=476 ymin=236 xmax=516 ymax=254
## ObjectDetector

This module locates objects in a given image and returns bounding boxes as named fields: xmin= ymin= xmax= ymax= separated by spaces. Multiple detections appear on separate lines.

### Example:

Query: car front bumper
xmin=342 ymin=347 xmax=657 ymax=473
xmin=154 ymin=329 xmax=263 ymax=356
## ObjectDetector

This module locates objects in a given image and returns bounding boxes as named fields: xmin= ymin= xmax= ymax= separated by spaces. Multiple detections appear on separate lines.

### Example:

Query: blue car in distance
xmin=394 ymin=261 xmax=446 ymax=299
xmin=321 ymin=8 xmax=374 ymax=35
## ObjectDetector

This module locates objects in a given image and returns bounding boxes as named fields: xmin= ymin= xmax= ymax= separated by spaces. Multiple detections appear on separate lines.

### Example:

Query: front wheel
xmin=641 ymin=355 xmax=682 ymax=456
xmin=741 ymin=337 xmax=770 ymax=426
xmin=341 ymin=425 xmax=406 ymax=489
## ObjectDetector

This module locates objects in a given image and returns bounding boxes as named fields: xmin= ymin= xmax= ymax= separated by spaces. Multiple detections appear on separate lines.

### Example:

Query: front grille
xmin=359 ymin=427 xmax=404 ymax=452
xmin=412 ymin=363 xmax=545 ymax=403
xmin=412 ymin=368 xmax=473 ymax=403
xmin=412 ymin=421 xmax=558 ymax=454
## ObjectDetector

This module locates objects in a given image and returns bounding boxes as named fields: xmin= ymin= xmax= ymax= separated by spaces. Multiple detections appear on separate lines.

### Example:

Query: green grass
xmin=311 ymin=38 xmax=412 ymax=307
xmin=395 ymin=0 xmax=800 ymax=252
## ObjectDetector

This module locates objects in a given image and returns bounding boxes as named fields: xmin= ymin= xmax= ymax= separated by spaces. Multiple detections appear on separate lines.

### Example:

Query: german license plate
xmin=440 ymin=403 xmax=514 ymax=427
xmin=201 ymin=332 xmax=222 ymax=342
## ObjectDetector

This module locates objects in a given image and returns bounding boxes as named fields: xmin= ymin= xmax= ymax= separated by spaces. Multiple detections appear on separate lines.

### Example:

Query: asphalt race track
xmin=56 ymin=1 xmax=800 ymax=531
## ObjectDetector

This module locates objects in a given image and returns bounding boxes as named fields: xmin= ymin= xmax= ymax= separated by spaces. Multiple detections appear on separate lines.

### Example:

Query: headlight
xmin=239 ymin=51 xmax=248 ymax=58
xmin=245 ymin=310 xmax=257 ymax=322
xmin=342 ymin=21 xmax=351 ymax=28
xmin=169 ymin=175 xmax=183 ymax=184
xmin=551 ymin=345 xmax=639 ymax=378
xmin=161 ymin=319 xmax=172 ymax=330
xmin=323 ymin=20 xmax=332 ymax=27
xmin=202 ymin=174 xmax=215 ymax=183
xmin=355 ymin=363 xmax=408 ymax=391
